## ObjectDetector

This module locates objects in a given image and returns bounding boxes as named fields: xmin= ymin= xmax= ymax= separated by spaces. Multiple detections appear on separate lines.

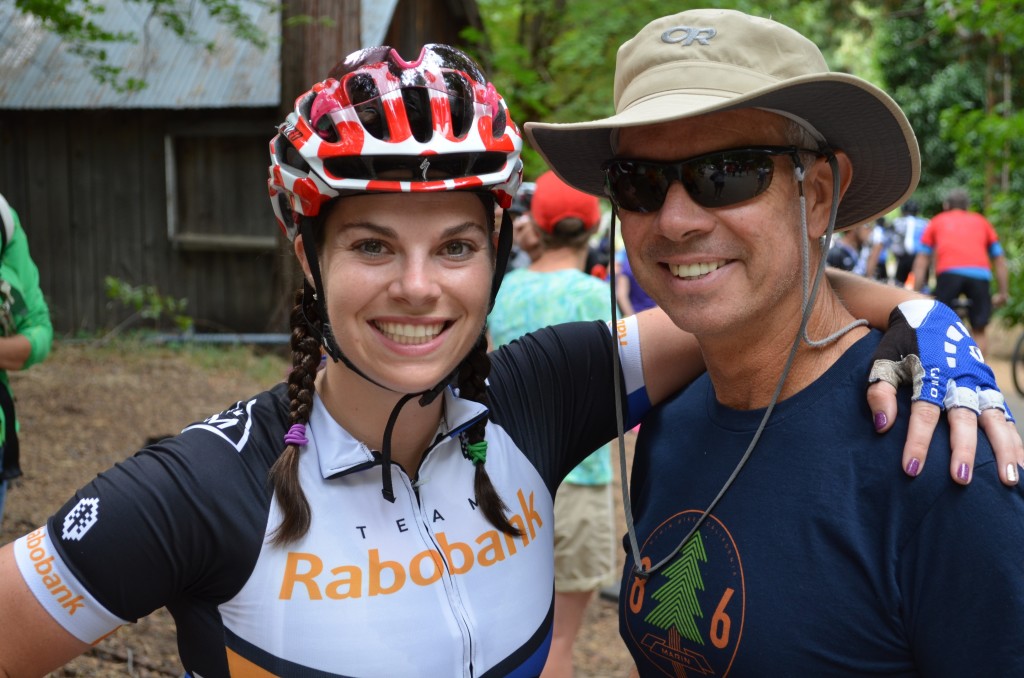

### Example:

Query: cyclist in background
xmin=912 ymin=187 xmax=1010 ymax=355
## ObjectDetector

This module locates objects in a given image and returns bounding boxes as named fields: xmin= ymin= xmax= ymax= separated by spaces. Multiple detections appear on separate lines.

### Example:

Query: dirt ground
xmin=3 ymin=331 xmax=1019 ymax=677
xmin=0 ymin=339 xmax=636 ymax=677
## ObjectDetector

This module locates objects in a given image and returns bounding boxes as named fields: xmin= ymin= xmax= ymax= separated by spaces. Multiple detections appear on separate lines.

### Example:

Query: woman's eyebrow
xmin=441 ymin=222 xmax=488 ymax=239
xmin=338 ymin=221 xmax=396 ymax=238
xmin=339 ymin=221 xmax=486 ymax=239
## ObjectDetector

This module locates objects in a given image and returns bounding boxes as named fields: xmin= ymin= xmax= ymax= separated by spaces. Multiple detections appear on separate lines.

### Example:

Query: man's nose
xmin=651 ymin=182 xmax=716 ymax=241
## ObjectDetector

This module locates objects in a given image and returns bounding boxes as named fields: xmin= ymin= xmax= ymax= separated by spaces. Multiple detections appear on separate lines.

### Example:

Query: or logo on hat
xmin=661 ymin=26 xmax=717 ymax=46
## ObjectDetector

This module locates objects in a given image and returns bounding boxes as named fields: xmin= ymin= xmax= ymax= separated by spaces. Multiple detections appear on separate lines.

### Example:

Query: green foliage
xmin=919 ymin=0 xmax=1024 ymax=326
xmin=1000 ymin=238 xmax=1024 ymax=326
xmin=472 ymin=0 xmax=892 ymax=181
xmin=14 ymin=0 xmax=275 ymax=92
xmin=104 ymin=276 xmax=193 ymax=333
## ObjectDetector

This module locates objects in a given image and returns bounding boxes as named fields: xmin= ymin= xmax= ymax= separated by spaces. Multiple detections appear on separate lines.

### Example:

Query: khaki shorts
xmin=553 ymin=482 xmax=618 ymax=593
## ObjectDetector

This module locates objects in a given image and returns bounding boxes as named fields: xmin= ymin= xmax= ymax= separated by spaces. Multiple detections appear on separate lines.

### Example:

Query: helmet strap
xmin=489 ymin=208 xmax=514 ymax=311
xmin=299 ymin=219 xmax=343 ymax=363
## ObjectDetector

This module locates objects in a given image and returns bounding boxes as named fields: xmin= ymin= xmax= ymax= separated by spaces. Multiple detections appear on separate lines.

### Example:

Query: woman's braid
xmin=268 ymin=288 xmax=323 ymax=545
xmin=459 ymin=333 xmax=522 ymax=537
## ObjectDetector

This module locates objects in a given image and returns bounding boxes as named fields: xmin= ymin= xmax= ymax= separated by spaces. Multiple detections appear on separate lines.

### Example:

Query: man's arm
xmin=992 ymin=254 xmax=1010 ymax=307
xmin=911 ymin=252 xmax=931 ymax=292
xmin=0 ymin=334 xmax=32 ymax=371
xmin=615 ymin=274 xmax=636 ymax=317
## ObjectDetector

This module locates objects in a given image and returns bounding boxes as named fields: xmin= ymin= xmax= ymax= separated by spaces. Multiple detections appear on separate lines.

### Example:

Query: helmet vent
xmin=275 ymin=136 xmax=312 ymax=175
xmin=443 ymin=73 xmax=474 ymax=139
xmin=347 ymin=74 xmax=388 ymax=140
xmin=401 ymin=87 xmax=433 ymax=143
xmin=491 ymin=107 xmax=507 ymax=139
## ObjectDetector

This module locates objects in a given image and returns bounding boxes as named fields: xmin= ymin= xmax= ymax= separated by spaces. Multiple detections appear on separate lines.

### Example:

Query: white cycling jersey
xmin=14 ymin=319 xmax=649 ymax=677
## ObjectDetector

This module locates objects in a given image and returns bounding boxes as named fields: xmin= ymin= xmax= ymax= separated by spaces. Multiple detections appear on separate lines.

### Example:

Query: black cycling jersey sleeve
xmin=487 ymin=320 xmax=626 ymax=495
xmin=44 ymin=383 xmax=291 ymax=623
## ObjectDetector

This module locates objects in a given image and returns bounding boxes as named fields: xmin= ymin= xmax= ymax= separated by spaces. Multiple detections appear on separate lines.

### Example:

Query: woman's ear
xmin=294 ymin=234 xmax=314 ymax=284
xmin=805 ymin=150 xmax=853 ymax=239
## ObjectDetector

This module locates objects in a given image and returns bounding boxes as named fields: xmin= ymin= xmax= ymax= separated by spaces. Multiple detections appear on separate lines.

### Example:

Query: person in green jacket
xmin=0 ymin=192 xmax=53 ymax=524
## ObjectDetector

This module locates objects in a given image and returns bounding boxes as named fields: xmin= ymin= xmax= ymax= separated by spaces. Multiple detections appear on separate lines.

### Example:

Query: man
xmin=526 ymin=9 xmax=1024 ymax=675
xmin=826 ymin=220 xmax=873 ymax=274
xmin=505 ymin=181 xmax=542 ymax=270
xmin=891 ymin=198 xmax=929 ymax=285
xmin=912 ymin=187 xmax=1009 ymax=355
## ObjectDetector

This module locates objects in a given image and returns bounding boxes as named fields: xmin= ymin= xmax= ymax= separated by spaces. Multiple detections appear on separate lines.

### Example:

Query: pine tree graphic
xmin=644 ymin=531 xmax=708 ymax=645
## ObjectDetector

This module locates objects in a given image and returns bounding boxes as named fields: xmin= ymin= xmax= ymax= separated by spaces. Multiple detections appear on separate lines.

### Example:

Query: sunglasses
xmin=602 ymin=146 xmax=822 ymax=213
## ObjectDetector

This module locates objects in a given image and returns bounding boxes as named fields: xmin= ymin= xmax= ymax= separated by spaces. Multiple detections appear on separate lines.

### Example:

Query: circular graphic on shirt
xmin=624 ymin=510 xmax=744 ymax=676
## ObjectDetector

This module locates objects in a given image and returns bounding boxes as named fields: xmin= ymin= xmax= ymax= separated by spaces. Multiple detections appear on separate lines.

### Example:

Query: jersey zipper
xmin=402 ymin=454 xmax=478 ymax=678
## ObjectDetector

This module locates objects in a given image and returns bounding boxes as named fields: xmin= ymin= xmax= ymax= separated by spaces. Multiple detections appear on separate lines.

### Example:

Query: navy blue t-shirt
xmin=621 ymin=331 xmax=1024 ymax=676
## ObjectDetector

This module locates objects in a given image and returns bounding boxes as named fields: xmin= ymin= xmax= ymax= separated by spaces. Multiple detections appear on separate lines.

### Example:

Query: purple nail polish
xmin=873 ymin=412 xmax=887 ymax=431
xmin=905 ymin=458 xmax=920 ymax=477
xmin=957 ymin=463 xmax=971 ymax=483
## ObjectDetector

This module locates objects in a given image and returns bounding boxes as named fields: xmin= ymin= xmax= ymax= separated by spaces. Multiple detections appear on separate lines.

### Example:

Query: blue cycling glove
xmin=868 ymin=299 xmax=1013 ymax=421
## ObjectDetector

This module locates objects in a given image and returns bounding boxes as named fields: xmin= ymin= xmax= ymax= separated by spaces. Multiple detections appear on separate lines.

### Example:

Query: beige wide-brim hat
xmin=525 ymin=9 xmax=920 ymax=230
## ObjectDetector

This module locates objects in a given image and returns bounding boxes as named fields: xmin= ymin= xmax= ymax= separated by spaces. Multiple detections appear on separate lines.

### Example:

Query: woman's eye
xmin=355 ymin=240 xmax=386 ymax=256
xmin=443 ymin=241 xmax=475 ymax=258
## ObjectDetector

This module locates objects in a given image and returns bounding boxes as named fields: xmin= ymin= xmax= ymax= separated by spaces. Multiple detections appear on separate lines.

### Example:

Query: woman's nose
xmin=389 ymin=257 xmax=442 ymax=305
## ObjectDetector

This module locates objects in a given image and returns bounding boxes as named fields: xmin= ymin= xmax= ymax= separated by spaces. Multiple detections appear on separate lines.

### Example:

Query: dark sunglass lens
xmin=607 ymin=162 xmax=669 ymax=213
xmin=688 ymin=152 xmax=775 ymax=208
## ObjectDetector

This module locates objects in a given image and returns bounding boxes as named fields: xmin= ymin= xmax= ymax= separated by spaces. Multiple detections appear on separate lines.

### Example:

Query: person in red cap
xmin=488 ymin=170 xmax=615 ymax=678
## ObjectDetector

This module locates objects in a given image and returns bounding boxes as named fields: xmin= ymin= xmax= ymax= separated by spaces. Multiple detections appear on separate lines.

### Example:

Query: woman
xmin=0 ymin=44 xmax=1013 ymax=678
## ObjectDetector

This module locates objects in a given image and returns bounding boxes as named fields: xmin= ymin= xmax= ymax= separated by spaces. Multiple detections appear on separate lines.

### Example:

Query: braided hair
xmin=457 ymin=333 xmax=522 ymax=537
xmin=268 ymin=288 xmax=322 ymax=545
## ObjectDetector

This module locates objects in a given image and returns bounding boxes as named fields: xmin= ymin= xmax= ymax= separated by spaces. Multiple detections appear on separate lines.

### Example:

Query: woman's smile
xmin=371 ymin=319 xmax=450 ymax=346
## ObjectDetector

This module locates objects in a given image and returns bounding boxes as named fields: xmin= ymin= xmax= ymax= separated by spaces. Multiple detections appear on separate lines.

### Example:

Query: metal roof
xmin=0 ymin=0 xmax=284 ymax=109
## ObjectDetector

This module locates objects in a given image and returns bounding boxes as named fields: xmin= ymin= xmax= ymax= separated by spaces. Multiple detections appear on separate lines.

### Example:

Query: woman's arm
xmin=826 ymin=267 xmax=926 ymax=327
xmin=0 ymin=543 xmax=91 ymax=676
xmin=632 ymin=269 xmax=921 ymax=408
xmin=633 ymin=308 xmax=705 ymax=408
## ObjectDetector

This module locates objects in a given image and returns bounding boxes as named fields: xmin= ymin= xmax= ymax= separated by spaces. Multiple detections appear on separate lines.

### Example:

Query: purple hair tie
xmin=284 ymin=423 xmax=309 ymax=447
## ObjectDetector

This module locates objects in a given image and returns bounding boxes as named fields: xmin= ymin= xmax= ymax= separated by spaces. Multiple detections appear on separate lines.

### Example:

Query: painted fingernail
xmin=873 ymin=412 xmax=887 ymax=431
xmin=905 ymin=458 xmax=921 ymax=477
xmin=1008 ymin=464 xmax=1019 ymax=484
xmin=956 ymin=463 xmax=971 ymax=483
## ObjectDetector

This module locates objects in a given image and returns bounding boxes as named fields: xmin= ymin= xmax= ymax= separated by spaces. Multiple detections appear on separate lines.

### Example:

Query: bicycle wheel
xmin=1013 ymin=331 xmax=1024 ymax=398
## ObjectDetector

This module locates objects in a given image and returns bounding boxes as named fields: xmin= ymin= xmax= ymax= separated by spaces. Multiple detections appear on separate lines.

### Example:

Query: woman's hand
xmin=867 ymin=299 xmax=1023 ymax=486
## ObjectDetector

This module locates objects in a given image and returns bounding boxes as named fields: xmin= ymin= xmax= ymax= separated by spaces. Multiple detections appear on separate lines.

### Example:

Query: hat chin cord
xmin=297 ymin=206 xmax=514 ymax=503
xmin=610 ymin=153 xmax=866 ymax=580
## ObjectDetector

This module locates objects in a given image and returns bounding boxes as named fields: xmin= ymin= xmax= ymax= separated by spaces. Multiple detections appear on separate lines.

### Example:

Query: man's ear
xmin=805 ymin=150 xmax=853 ymax=238
xmin=294 ymin=234 xmax=314 ymax=285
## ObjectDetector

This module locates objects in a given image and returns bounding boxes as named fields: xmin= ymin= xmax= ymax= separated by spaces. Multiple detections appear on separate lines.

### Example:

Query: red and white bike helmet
xmin=268 ymin=43 xmax=523 ymax=240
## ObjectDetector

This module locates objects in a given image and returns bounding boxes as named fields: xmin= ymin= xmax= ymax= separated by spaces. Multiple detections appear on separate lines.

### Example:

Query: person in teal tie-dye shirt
xmin=488 ymin=170 xmax=616 ymax=678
